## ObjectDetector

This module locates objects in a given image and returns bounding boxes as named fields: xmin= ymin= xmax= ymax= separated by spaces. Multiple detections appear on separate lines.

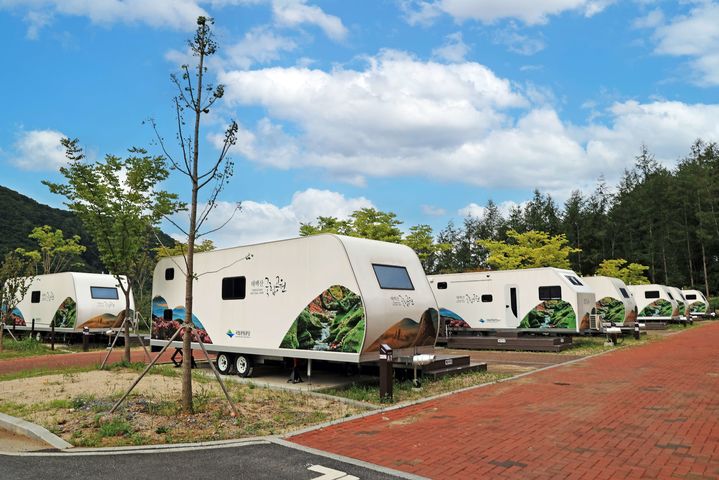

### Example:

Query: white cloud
xmin=271 ymin=0 xmax=347 ymax=41
xmin=458 ymin=200 xmax=525 ymax=218
xmin=432 ymin=32 xmax=469 ymax=62
xmin=187 ymin=188 xmax=373 ymax=246
xmin=225 ymin=26 xmax=297 ymax=69
xmin=1 ymin=0 xmax=208 ymax=36
xmin=421 ymin=204 xmax=447 ymax=216
xmin=402 ymin=0 xmax=614 ymax=26
xmin=644 ymin=2 xmax=719 ymax=85
xmin=216 ymin=50 xmax=719 ymax=197
xmin=493 ymin=24 xmax=545 ymax=55
xmin=11 ymin=129 xmax=67 ymax=171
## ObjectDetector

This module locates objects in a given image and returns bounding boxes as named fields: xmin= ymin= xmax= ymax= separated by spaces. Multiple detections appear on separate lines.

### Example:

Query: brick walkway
xmin=290 ymin=323 xmax=719 ymax=479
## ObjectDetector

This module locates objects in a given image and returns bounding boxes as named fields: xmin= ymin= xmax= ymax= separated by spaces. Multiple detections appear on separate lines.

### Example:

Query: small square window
xmin=163 ymin=309 xmax=173 ymax=321
xmin=222 ymin=276 xmax=246 ymax=300
xmin=619 ymin=287 xmax=630 ymax=299
xmin=31 ymin=291 xmax=41 ymax=303
xmin=481 ymin=294 xmax=493 ymax=303
xmin=437 ymin=282 xmax=448 ymax=290
xmin=165 ymin=268 xmax=175 ymax=281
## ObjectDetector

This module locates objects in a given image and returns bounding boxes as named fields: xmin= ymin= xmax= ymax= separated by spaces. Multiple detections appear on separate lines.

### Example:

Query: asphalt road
xmin=0 ymin=440 xmax=418 ymax=480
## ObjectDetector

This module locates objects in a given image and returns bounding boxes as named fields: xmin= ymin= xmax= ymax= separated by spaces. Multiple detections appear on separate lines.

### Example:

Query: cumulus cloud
xmin=215 ymin=49 xmax=719 ymax=196
xmin=645 ymin=2 xmax=719 ymax=85
xmin=225 ymin=26 xmax=297 ymax=69
xmin=492 ymin=24 xmax=545 ymax=55
xmin=432 ymin=32 xmax=469 ymax=62
xmin=402 ymin=0 xmax=614 ymax=26
xmin=0 ymin=0 xmax=208 ymax=35
xmin=10 ymin=129 xmax=67 ymax=171
xmin=182 ymin=188 xmax=373 ymax=246
xmin=421 ymin=204 xmax=447 ymax=216
xmin=271 ymin=0 xmax=347 ymax=41
xmin=458 ymin=200 xmax=525 ymax=218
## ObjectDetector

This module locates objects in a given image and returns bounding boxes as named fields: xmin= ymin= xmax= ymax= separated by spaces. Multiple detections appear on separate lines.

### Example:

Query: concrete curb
xmin=0 ymin=412 xmax=72 ymax=450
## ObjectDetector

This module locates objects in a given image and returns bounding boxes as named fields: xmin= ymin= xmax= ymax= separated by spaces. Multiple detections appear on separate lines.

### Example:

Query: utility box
xmin=379 ymin=343 xmax=393 ymax=402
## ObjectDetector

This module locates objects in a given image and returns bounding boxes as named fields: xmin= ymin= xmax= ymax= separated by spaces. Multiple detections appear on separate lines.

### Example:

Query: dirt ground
xmin=0 ymin=368 xmax=362 ymax=448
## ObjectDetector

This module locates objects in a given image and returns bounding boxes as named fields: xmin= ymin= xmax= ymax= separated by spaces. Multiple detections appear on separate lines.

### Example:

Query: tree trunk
xmin=661 ymin=244 xmax=669 ymax=285
xmin=701 ymin=242 xmax=710 ymax=300
xmin=123 ymin=287 xmax=131 ymax=363
xmin=649 ymin=223 xmax=655 ymax=282
xmin=684 ymin=206 xmax=695 ymax=286
xmin=0 ymin=315 xmax=5 ymax=352
xmin=181 ymin=37 xmax=206 ymax=414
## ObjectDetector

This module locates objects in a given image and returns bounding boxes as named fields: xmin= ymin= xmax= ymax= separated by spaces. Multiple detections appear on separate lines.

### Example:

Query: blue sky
xmin=2 ymin=0 xmax=719 ymax=246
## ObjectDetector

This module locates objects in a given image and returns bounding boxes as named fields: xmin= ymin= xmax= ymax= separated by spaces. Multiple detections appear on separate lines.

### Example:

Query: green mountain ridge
xmin=0 ymin=184 xmax=174 ymax=272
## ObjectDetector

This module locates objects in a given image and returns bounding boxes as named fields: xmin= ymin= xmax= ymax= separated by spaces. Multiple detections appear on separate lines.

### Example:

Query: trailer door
xmin=505 ymin=285 xmax=519 ymax=326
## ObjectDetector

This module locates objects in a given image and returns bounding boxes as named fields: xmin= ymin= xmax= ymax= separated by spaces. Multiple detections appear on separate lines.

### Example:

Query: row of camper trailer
xmin=4 ymin=272 xmax=133 ymax=334
xmin=3 ymin=235 xmax=714 ymax=375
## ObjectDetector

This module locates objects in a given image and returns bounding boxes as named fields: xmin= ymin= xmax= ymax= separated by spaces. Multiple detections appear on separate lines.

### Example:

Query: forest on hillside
xmin=302 ymin=141 xmax=719 ymax=294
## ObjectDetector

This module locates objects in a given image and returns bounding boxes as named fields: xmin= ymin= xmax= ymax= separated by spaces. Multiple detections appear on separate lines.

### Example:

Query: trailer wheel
xmin=216 ymin=352 xmax=235 ymax=375
xmin=235 ymin=354 xmax=253 ymax=377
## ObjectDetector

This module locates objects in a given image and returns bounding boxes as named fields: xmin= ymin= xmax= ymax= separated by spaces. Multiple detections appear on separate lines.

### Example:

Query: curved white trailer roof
xmin=581 ymin=276 xmax=637 ymax=324
xmin=627 ymin=284 xmax=679 ymax=321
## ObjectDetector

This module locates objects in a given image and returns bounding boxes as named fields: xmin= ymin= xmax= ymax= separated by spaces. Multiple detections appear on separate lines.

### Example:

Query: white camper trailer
xmin=149 ymin=235 xmax=439 ymax=376
xmin=665 ymin=286 xmax=688 ymax=319
xmin=7 ymin=272 xmax=133 ymax=333
xmin=682 ymin=289 xmax=713 ymax=318
xmin=581 ymin=276 xmax=638 ymax=325
xmin=428 ymin=267 xmax=597 ymax=333
xmin=627 ymin=284 xmax=679 ymax=321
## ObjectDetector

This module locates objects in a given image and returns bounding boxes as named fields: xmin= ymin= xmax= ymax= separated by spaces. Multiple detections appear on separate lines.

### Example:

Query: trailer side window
xmin=645 ymin=290 xmax=660 ymax=299
xmin=31 ymin=291 xmax=41 ymax=303
xmin=163 ymin=309 xmax=173 ymax=321
xmin=90 ymin=287 xmax=119 ymax=300
xmin=437 ymin=282 xmax=447 ymax=290
xmin=565 ymin=275 xmax=583 ymax=286
xmin=481 ymin=294 xmax=493 ymax=303
xmin=222 ymin=276 xmax=246 ymax=300
xmin=666 ymin=291 xmax=674 ymax=300
xmin=619 ymin=287 xmax=630 ymax=298
xmin=165 ymin=268 xmax=174 ymax=281
xmin=372 ymin=264 xmax=414 ymax=290
xmin=685 ymin=294 xmax=697 ymax=300
xmin=538 ymin=286 xmax=562 ymax=300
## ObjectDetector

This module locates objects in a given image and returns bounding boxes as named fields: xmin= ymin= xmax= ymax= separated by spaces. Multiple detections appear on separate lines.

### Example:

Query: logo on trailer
xmin=390 ymin=295 xmax=414 ymax=307
xmin=227 ymin=329 xmax=251 ymax=339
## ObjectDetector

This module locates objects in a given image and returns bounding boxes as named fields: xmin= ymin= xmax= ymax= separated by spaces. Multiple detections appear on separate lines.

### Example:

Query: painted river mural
xmin=520 ymin=300 xmax=577 ymax=329
xmin=638 ymin=299 xmax=674 ymax=318
xmin=280 ymin=285 xmax=365 ymax=353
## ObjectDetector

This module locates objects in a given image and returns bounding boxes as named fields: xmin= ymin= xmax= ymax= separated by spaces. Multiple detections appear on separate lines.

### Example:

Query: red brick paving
xmin=0 ymin=348 xmax=179 ymax=375
xmin=291 ymin=323 xmax=719 ymax=479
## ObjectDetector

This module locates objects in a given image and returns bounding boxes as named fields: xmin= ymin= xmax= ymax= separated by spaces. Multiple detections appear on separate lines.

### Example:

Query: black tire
xmin=235 ymin=354 xmax=254 ymax=377
xmin=216 ymin=352 xmax=235 ymax=375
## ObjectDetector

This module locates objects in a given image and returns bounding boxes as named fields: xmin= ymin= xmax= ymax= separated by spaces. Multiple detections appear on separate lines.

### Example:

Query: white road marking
xmin=308 ymin=464 xmax=359 ymax=480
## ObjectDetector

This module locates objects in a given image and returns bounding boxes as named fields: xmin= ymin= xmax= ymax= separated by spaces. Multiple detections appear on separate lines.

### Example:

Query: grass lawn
xmin=0 ymin=337 xmax=68 ymax=360
xmin=321 ymin=370 xmax=510 ymax=405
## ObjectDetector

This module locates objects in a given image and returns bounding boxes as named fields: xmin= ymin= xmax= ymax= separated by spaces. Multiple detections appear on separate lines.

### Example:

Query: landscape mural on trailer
xmin=152 ymin=296 xmax=212 ymax=344
xmin=364 ymin=308 xmax=438 ymax=353
xmin=439 ymin=308 xmax=471 ymax=328
xmin=596 ymin=297 xmax=625 ymax=324
xmin=520 ymin=300 xmax=577 ymax=329
xmin=280 ymin=285 xmax=365 ymax=353
xmin=688 ymin=301 xmax=707 ymax=314
xmin=4 ymin=307 xmax=26 ymax=326
xmin=638 ymin=299 xmax=674 ymax=318
xmin=52 ymin=297 xmax=76 ymax=328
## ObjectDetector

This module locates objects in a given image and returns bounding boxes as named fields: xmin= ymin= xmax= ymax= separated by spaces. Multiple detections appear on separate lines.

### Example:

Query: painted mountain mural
xmin=364 ymin=308 xmax=438 ymax=353
xmin=80 ymin=310 xmax=128 ymax=329
xmin=6 ymin=307 xmax=26 ymax=326
xmin=151 ymin=296 xmax=212 ymax=344
xmin=280 ymin=285 xmax=365 ymax=353
xmin=639 ymin=299 xmax=673 ymax=317
xmin=596 ymin=297 xmax=625 ymax=324
xmin=520 ymin=300 xmax=576 ymax=329
xmin=688 ymin=301 xmax=707 ymax=314
xmin=439 ymin=308 xmax=471 ymax=328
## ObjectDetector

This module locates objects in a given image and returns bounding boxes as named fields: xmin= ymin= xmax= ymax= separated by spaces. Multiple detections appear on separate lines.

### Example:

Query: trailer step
xmin=446 ymin=335 xmax=574 ymax=352
xmin=422 ymin=362 xmax=487 ymax=379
